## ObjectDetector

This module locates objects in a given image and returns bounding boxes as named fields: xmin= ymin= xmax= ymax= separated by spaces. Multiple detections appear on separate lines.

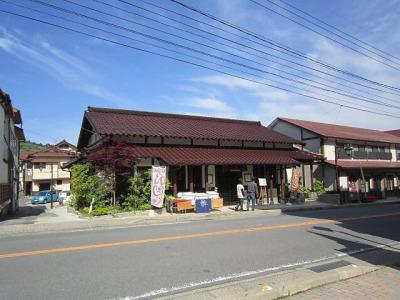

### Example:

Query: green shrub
xmin=314 ymin=180 xmax=325 ymax=196
xmin=70 ymin=163 xmax=109 ymax=210
xmin=123 ymin=168 xmax=172 ymax=211
xmin=90 ymin=207 xmax=110 ymax=216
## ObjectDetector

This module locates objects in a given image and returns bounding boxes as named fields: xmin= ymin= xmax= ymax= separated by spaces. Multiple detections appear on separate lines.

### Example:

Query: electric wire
xmin=92 ymin=0 xmax=400 ymax=105
xmin=273 ymin=0 xmax=400 ymax=63
xmin=1 ymin=8 xmax=399 ymax=119
xmin=250 ymin=0 xmax=400 ymax=70
xmin=169 ymin=0 xmax=400 ymax=92
xmin=132 ymin=0 xmax=400 ymax=98
xmin=28 ymin=0 xmax=400 ymax=109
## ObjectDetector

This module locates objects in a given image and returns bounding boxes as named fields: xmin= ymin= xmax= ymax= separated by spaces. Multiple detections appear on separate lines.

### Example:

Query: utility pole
xmin=50 ymin=162 xmax=53 ymax=209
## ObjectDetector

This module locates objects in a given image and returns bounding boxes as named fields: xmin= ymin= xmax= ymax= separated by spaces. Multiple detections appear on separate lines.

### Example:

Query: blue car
xmin=31 ymin=190 xmax=59 ymax=204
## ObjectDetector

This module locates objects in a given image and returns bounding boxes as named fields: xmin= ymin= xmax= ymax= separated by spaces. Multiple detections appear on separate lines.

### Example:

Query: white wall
xmin=390 ymin=144 xmax=397 ymax=162
xmin=270 ymin=120 xmax=321 ymax=153
xmin=270 ymin=121 xmax=302 ymax=141
xmin=323 ymin=140 xmax=336 ymax=161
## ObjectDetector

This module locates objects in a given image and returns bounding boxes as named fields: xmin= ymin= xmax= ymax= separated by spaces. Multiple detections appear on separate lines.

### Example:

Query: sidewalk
xmin=0 ymin=204 xmax=278 ymax=237
xmin=288 ymin=266 xmax=400 ymax=300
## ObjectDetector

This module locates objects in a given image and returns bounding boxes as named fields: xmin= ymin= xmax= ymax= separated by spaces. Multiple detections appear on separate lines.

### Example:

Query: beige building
xmin=0 ymin=89 xmax=24 ymax=216
xmin=269 ymin=118 xmax=400 ymax=201
xmin=20 ymin=140 xmax=77 ymax=195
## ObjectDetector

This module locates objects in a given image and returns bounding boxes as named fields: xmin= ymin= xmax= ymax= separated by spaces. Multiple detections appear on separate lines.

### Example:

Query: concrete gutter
xmin=158 ymin=259 xmax=380 ymax=300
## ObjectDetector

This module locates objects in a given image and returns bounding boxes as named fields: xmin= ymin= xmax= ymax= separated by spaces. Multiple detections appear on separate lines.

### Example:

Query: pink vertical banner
xmin=151 ymin=166 xmax=166 ymax=208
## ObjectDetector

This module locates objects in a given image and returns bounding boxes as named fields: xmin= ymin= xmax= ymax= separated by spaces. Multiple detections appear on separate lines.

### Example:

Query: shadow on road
xmin=285 ymin=205 xmax=400 ymax=268
xmin=0 ymin=201 xmax=47 ymax=225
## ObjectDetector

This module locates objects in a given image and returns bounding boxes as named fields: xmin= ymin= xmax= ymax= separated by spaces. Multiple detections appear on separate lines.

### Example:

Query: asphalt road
xmin=1 ymin=205 xmax=400 ymax=300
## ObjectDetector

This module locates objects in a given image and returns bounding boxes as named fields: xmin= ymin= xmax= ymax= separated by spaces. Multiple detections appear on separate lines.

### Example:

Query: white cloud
xmin=179 ymin=97 xmax=237 ymax=119
xmin=0 ymin=27 xmax=132 ymax=107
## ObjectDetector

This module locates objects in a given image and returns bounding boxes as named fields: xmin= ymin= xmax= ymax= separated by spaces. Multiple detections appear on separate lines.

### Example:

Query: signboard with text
xmin=258 ymin=178 xmax=267 ymax=186
xmin=151 ymin=166 xmax=167 ymax=208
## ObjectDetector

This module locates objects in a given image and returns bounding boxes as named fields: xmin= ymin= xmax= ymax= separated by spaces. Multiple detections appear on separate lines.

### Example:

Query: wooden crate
xmin=212 ymin=198 xmax=223 ymax=209
xmin=176 ymin=201 xmax=194 ymax=212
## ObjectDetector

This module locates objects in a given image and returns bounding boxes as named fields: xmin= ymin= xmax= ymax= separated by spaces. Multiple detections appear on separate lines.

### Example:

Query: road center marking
xmin=0 ymin=211 xmax=399 ymax=260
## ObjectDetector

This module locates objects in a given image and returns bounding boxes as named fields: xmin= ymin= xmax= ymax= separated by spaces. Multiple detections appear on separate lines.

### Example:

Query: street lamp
xmin=344 ymin=145 xmax=353 ymax=157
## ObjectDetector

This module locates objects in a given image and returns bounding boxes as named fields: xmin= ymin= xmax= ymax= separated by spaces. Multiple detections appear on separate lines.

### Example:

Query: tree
xmin=70 ymin=163 xmax=108 ymax=210
xmin=86 ymin=140 xmax=137 ymax=207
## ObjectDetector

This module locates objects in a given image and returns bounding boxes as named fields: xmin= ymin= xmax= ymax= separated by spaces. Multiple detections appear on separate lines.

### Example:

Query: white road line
xmin=114 ymin=241 xmax=400 ymax=300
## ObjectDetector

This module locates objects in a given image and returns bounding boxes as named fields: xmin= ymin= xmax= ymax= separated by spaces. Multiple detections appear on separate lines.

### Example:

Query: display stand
xmin=258 ymin=178 xmax=268 ymax=205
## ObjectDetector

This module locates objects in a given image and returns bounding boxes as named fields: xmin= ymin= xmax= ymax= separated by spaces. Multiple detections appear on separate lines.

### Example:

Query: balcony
xmin=337 ymin=149 xmax=392 ymax=160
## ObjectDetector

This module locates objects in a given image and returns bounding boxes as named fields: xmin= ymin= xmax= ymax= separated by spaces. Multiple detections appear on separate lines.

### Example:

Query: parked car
xmin=58 ymin=191 xmax=71 ymax=205
xmin=31 ymin=190 xmax=59 ymax=204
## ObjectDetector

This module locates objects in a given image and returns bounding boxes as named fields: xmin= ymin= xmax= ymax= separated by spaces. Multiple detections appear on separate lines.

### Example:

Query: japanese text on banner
xmin=151 ymin=166 xmax=166 ymax=208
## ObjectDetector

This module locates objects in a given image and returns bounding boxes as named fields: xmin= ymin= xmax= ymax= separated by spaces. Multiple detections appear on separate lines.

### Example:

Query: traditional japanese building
xmin=269 ymin=118 xmax=400 ymax=201
xmin=0 ymin=89 xmax=25 ymax=216
xmin=20 ymin=140 xmax=77 ymax=195
xmin=76 ymin=107 xmax=320 ymax=204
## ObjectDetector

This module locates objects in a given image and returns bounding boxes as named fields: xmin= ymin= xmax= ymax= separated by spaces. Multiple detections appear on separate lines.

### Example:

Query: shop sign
xmin=258 ymin=178 xmax=267 ymax=186
xmin=151 ymin=166 xmax=166 ymax=208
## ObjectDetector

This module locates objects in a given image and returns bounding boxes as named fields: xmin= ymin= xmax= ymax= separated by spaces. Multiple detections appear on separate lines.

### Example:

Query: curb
xmin=158 ymin=260 xmax=380 ymax=300
xmin=280 ymin=200 xmax=400 ymax=213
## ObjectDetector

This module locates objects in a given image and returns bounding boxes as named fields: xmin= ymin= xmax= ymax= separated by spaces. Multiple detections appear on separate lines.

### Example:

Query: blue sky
xmin=1 ymin=0 xmax=400 ymax=145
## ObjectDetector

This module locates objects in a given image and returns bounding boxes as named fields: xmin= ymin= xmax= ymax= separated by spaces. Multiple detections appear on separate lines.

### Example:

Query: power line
xmin=274 ymin=0 xmax=400 ymax=64
xmin=250 ymin=0 xmax=400 ymax=70
xmin=168 ymin=0 xmax=400 ymax=92
xmin=82 ymin=0 xmax=400 ymax=107
xmin=13 ymin=0 xmax=391 ymax=112
xmin=101 ymin=0 xmax=400 ymax=104
xmin=134 ymin=0 xmax=400 ymax=97
xmin=10 ymin=2 xmax=398 ymax=115
xmin=1 ymin=8 xmax=399 ymax=119
xmin=29 ymin=0 xmax=400 ymax=109
xmin=9 ymin=0 xmax=397 ymax=115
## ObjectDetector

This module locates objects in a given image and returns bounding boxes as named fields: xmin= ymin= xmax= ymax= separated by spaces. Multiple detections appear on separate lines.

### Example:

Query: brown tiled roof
xmin=12 ymin=108 xmax=22 ymax=125
xmin=27 ymin=146 xmax=77 ymax=159
xmin=279 ymin=118 xmax=400 ymax=144
xmin=14 ymin=126 xmax=25 ymax=141
xmin=129 ymin=146 xmax=320 ymax=165
xmin=385 ymin=130 xmax=400 ymax=137
xmin=20 ymin=151 xmax=31 ymax=161
xmin=84 ymin=107 xmax=300 ymax=144
xmin=326 ymin=160 xmax=400 ymax=169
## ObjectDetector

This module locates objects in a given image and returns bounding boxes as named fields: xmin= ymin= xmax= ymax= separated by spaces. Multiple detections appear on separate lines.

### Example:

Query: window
xmin=365 ymin=146 xmax=372 ymax=152
xmin=57 ymin=180 xmax=62 ymax=185
xmin=351 ymin=144 xmax=359 ymax=151
xmin=33 ymin=162 xmax=46 ymax=170
xmin=384 ymin=147 xmax=390 ymax=153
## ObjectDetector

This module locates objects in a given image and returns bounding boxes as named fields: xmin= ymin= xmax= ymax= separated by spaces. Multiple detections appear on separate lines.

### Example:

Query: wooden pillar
xmin=310 ymin=163 xmax=314 ymax=191
xmin=172 ymin=167 xmax=178 ymax=197
xmin=188 ymin=165 xmax=194 ymax=192
xmin=280 ymin=165 xmax=285 ymax=203
xmin=269 ymin=171 xmax=274 ymax=204
xmin=205 ymin=165 xmax=209 ymax=191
